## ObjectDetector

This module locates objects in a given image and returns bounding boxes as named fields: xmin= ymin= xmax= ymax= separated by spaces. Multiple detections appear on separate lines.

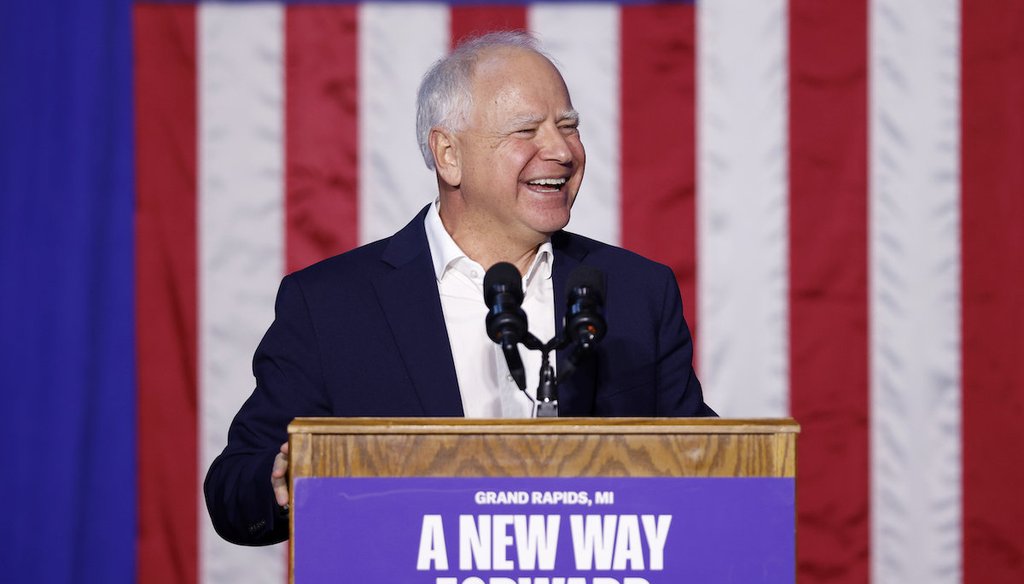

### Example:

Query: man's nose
xmin=538 ymin=125 xmax=573 ymax=164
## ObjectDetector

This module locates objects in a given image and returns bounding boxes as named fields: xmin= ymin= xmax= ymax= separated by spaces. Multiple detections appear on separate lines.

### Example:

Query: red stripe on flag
xmin=789 ymin=1 xmax=870 ymax=582
xmin=962 ymin=2 xmax=1024 ymax=581
xmin=619 ymin=5 xmax=699 ymax=341
xmin=285 ymin=5 xmax=361 ymax=273
xmin=134 ymin=5 xmax=198 ymax=584
xmin=450 ymin=6 xmax=527 ymax=47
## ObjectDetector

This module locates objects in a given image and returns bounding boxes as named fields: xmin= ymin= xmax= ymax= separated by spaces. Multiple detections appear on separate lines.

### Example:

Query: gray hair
xmin=415 ymin=31 xmax=545 ymax=170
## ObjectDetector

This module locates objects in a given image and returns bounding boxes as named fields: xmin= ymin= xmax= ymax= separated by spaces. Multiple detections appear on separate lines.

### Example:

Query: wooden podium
xmin=288 ymin=418 xmax=798 ymax=583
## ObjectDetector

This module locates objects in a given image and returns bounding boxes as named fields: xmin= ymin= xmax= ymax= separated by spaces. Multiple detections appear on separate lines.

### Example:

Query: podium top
xmin=287 ymin=417 xmax=798 ymax=480
xmin=289 ymin=417 xmax=799 ymax=435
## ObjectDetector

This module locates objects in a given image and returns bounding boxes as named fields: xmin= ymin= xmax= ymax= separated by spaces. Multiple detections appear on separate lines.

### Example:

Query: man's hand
xmin=271 ymin=442 xmax=289 ymax=508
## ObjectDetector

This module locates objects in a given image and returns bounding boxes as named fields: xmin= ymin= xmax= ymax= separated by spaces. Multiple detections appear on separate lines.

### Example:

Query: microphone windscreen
xmin=567 ymin=265 xmax=605 ymax=301
xmin=483 ymin=262 xmax=523 ymax=308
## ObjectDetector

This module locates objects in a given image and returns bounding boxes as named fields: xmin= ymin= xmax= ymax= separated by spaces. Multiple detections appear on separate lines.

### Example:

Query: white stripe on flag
xmin=869 ymin=0 xmax=962 ymax=581
xmin=530 ymin=4 xmax=621 ymax=246
xmin=697 ymin=0 xmax=789 ymax=417
xmin=358 ymin=2 xmax=449 ymax=245
xmin=198 ymin=4 xmax=287 ymax=583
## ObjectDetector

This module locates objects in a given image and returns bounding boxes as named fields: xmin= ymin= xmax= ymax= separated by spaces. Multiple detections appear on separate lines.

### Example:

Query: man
xmin=205 ymin=31 xmax=714 ymax=547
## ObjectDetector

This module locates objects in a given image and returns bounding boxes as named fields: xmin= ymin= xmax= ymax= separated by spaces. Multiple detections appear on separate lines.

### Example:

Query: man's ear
xmin=429 ymin=128 xmax=461 ymax=188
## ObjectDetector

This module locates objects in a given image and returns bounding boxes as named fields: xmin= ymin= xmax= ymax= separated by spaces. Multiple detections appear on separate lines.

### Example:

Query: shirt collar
xmin=424 ymin=198 xmax=553 ymax=285
xmin=424 ymin=198 xmax=470 ymax=280
xmin=524 ymin=241 xmax=553 ymax=288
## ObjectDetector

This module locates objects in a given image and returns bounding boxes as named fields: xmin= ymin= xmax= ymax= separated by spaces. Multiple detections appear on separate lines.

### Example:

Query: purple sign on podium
xmin=293 ymin=477 xmax=794 ymax=584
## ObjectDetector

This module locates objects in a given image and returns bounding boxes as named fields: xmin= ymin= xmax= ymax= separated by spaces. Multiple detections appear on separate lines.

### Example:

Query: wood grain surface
xmin=288 ymin=418 xmax=798 ymax=479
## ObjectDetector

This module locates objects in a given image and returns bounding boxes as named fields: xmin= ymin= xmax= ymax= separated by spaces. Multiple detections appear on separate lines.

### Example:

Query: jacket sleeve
xmin=204 ymin=274 xmax=333 ymax=545
xmin=653 ymin=265 xmax=717 ymax=417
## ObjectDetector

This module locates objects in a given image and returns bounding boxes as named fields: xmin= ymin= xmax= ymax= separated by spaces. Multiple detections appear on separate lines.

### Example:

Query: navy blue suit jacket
xmin=205 ymin=206 xmax=714 ymax=545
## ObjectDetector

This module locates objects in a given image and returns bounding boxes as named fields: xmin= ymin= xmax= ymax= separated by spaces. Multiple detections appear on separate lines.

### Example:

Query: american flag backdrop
xmin=3 ymin=0 xmax=1022 ymax=583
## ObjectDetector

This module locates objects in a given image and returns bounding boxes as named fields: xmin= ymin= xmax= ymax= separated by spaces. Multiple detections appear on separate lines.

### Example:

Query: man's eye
xmin=514 ymin=128 xmax=538 ymax=136
xmin=560 ymin=124 xmax=579 ymax=135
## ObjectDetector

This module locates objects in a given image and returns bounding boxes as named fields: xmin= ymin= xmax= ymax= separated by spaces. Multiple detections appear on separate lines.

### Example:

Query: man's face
xmin=453 ymin=48 xmax=586 ymax=245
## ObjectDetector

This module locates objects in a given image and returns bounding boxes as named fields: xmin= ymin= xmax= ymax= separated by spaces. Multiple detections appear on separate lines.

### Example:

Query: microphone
xmin=483 ymin=262 xmax=528 ymax=391
xmin=564 ymin=266 xmax=607 ymax=352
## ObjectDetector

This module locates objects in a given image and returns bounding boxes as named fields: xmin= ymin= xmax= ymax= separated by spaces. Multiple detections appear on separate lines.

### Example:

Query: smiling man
xmin=426 ymin=40 xmax=585 ymax=272
xmin=205 ymin=31 xmax=714 ymax=547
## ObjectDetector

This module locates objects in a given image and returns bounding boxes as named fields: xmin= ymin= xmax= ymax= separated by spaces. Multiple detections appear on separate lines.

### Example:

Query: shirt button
xmin=470 ymin=270 xmax=479 ymax=279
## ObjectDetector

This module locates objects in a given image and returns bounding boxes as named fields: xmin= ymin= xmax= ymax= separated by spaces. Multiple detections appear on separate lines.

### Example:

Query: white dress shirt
xmin=424 ymin=200 xmax=556 ymax=418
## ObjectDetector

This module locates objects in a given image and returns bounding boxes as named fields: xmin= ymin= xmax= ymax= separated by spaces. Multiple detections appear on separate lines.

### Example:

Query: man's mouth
xmin=526 ymin=177 xmax=568 ymax=192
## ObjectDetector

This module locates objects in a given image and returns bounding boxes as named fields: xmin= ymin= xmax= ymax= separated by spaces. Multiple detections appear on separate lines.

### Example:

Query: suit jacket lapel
xmin=371 ymin=216 xmax=596 ymax=418
xmin=373 ymin=207 xmax=464 ymax=416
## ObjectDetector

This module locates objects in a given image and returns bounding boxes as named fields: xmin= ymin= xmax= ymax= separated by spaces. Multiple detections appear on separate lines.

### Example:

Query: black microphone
xmin=564 ymin=265 xmax=607 ymax=352
xmin=484 ymin=262 xmax=528 ymax=391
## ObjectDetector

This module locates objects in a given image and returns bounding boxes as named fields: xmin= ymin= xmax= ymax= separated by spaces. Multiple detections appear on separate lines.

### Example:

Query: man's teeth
xmin=528 ymin=178 xmax=567 ymax=187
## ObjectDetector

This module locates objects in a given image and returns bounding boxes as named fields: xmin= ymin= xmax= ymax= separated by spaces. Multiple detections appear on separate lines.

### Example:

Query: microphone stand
xmin=486 ymin=262 xmax=606 ymax=418
xmin=521 ymin=334 xmax=570 ymax=418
